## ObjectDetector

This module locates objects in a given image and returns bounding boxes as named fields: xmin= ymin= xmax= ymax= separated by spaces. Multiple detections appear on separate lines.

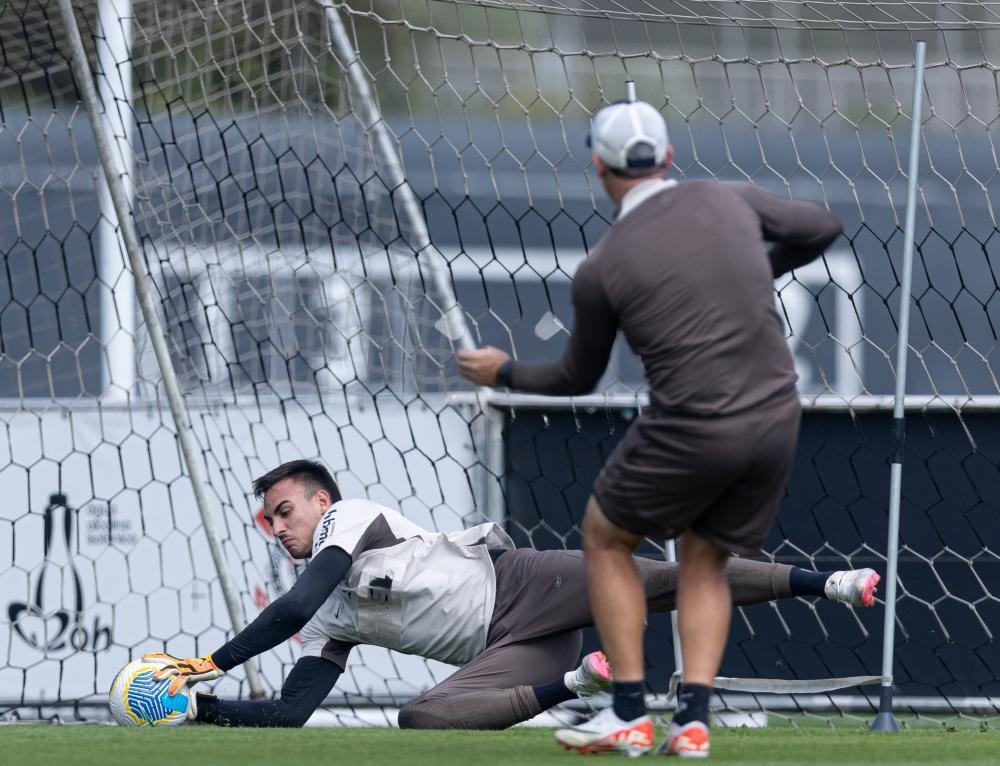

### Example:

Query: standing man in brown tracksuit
xmin=458 ymin=97 xmax=843 ymax=757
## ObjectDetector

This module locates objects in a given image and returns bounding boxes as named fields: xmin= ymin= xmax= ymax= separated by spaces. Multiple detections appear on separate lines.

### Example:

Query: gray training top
xmin=507 ymin=180 xmax=843 ymax=415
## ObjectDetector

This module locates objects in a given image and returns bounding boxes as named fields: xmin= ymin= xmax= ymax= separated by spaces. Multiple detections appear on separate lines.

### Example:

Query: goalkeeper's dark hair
xmin=253 ymin=459 xmax=342 ymax=504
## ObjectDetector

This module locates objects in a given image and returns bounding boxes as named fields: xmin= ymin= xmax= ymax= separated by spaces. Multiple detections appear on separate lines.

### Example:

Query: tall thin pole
xmin=665 ymin=538 xmax=683 ymax=673
xmin=320 ymin=2 xmax=507 ymax=523
xmin=56 ymin=0 xmax=264 ymax=698
xmin=319 ymin=3 xmax=474 ymax=352
xmin=870 ymin=39 xmax=927 ymax=733
xmin=96 ymin=0 xmax=136 ymax=401
xmin=625 ymin=75 xmax=684 ymax=679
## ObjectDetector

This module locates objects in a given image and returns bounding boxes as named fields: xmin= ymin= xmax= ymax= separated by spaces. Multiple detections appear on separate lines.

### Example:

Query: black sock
xmin=672 ymin=682 xmax=711 ymax=727
xmin=532 ymin=678 xmax=576 ymax=710
xmin=788 ymin=567 xmax=830 ymax=597
xmin=611 ymin=680 xmax=646 ymax=722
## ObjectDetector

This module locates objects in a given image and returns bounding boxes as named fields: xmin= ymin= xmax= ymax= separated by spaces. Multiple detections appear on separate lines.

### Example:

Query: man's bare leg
xmin=675 ymin=531 xmax=731 ymax=686
xmin=581 ymin=495 xmax=646 ymax=683
xmin=657 ymin=530 xmax=730 ymax=757
xmin=553 ymin=496 xmax=656 ymax=756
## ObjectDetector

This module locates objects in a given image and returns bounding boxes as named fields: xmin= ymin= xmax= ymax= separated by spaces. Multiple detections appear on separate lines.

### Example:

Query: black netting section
xmin=505 ymin=407 xmax=1000 ymax=710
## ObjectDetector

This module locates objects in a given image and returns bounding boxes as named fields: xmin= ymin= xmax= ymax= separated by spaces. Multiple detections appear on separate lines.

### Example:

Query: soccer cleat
xmin=824 ymin=568 xmax=881 ymax=607
xmin=554 ymin=707 xmax=654 ymax=757
xmin=657 ymin=720 xmax=710 ymax=758
xmin=564 ymin=650 xmax=613 ymax=699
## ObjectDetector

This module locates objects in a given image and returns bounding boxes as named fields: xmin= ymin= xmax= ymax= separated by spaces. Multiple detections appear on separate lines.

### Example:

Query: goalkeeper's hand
xmin=142 ymin=651 xmax=224 ymax=696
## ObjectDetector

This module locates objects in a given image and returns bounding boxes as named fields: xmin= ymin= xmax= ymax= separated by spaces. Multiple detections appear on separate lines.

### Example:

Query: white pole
xmin=96 ymin=0 xmax=136 ymax=401
xmin=56 ymin=0 xmax=265 ymax=698
xmin=870 ymin=39 xmax=927 ymax=733
xmin=665 ymin=538 xmax=683 ymax=673
xmin=318 ymin=3 xmax=475 ymax=353
xmin=319 ymin=3 xmax=507 ymax=521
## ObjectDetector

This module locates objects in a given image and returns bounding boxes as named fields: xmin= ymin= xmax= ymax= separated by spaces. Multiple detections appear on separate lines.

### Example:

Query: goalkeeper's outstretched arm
xmin=194 ymin=655 xmax=344 ymax=727
xmin=146 ymin=545 xmax=351 ymax=692
xmin=211 ymin=546 xmax=350 ymax=670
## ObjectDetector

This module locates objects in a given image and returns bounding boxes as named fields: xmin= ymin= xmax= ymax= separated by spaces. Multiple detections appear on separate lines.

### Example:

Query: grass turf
xmin=4 ymin=725 xmax=999 ymax=766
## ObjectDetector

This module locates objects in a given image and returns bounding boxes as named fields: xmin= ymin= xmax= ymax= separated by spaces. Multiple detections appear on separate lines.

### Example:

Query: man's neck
xmin=615 ymin=176 xmax=677 ymax=221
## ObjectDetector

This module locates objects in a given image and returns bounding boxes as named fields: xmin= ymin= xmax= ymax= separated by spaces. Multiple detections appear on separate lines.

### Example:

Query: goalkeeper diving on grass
xmin=146 ymin=459 xmax=878 ymax=729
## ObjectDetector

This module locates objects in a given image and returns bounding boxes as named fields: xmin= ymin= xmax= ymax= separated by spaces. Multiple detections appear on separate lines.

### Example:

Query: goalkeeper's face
xmin=262 ymin=477 xmax=332 ymax=559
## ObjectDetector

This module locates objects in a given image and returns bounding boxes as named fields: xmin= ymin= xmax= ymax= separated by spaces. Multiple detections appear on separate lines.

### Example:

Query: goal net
xmin=2 ymin=0 xmax=999 ymax=727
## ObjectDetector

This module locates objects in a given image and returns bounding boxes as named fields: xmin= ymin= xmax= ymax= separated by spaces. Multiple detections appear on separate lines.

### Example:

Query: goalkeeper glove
xmin=143 ymin=651 xmax=224 ymax=696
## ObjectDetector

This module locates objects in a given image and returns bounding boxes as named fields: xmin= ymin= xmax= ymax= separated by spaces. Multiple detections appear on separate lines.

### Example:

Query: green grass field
xmin=5 ymin=725 xmax=998 ymax=766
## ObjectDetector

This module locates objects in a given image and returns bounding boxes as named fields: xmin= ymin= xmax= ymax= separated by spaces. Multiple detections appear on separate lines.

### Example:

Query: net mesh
xmin=1 ymin=0 xmax=999 ymax=726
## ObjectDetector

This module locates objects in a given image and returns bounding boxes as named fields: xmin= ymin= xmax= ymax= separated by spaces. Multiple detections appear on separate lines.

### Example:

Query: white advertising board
xmin=0 ymin=396 xmax=478 ymax=710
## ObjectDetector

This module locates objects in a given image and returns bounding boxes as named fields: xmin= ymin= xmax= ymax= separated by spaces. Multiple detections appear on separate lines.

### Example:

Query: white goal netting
xmin=2 ymin=0 xmax=999 ymax=727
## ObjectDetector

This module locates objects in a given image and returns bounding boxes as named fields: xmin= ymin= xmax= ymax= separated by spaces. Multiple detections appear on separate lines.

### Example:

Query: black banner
xmin=503 ymin=407 xmax=1000 ymax=699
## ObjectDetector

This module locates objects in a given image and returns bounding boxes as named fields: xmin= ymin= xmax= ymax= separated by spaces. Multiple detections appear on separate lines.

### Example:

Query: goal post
xmin=56 ymin=0 xmax=267 ymax=699
xmin=2 ymin=0 xmax=999 ymax=727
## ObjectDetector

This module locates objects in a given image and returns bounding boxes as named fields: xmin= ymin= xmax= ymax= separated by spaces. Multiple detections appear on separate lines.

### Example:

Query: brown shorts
xmin=593 ymin=394 xmax=801 ymax=554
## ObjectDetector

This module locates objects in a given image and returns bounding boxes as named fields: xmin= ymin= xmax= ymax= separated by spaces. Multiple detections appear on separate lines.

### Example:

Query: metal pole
xmin=320 ymin=3 xmax=506 ymax=522
xmin=665 ymin=539 xmax=683 ymax=673
xmin=96 ymin=0 xmax=136 ymax=401
xmin=870 ymin=39 xmax=927 ymax=733
xmin=319 ymin=2 xmax=475 ymax=353
xmin=625 ymin=75 xmax=683 ymax=684
xmin=55 ymin=0 xmax=265 ymax=698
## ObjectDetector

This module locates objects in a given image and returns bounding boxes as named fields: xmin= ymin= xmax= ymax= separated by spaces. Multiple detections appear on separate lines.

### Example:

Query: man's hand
xmin=143 ymin=651 xmax=224 ymax=696
xmin=457 ymin=346 xmax=510 ymax=387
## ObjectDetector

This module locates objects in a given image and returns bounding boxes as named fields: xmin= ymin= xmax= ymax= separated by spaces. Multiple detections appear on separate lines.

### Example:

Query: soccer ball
xmin=108 ymin=658 xmax=191 ymax=727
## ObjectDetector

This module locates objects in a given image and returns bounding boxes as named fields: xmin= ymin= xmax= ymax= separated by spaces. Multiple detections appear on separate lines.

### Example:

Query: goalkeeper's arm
xmin=147 ymin=545 xmax=351 ymax=691
xmin=193 ymin=655 xmax=344 ymax=727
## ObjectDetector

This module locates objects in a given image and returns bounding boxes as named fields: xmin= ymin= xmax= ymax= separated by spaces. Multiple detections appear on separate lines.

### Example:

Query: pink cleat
xmin=564 ymin=650 xmax=613 ymax=699
xmin=825 ymin=568 xmax=881 ymax=607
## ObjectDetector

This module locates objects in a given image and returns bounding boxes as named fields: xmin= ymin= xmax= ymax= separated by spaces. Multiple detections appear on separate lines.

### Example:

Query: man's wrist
xmin=496 ymin=359 xmax=514 ymax=388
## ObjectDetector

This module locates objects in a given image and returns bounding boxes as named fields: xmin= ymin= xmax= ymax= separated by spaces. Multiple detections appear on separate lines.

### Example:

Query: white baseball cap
xmin=587 ymin=100 xmax=669 ymax=177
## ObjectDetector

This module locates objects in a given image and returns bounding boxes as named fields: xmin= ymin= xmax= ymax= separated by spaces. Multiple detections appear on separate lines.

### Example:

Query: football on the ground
xmin=108 ymin=658 xmax=190 ymax=727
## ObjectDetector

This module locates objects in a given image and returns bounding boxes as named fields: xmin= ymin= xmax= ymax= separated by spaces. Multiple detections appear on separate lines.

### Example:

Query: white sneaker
xmin=824 ymin=568 xmax=881 ymax=607
xmin=657 ymin=720 xmax=710 ymax=758
xmin=564 ymin=650 xmax=612 ymax=699
xmin=554 ymin=707 xmax=654 ymax=757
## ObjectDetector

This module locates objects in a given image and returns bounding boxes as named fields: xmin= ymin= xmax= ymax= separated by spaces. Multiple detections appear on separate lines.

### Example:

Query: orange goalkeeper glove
xmin=143 ymin=651 xmax=224 ymax=696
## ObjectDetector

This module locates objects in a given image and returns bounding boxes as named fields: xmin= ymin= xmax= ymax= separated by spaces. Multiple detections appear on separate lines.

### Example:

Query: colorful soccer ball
xmin=108 ymin=658 xmax=190 ymax=727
